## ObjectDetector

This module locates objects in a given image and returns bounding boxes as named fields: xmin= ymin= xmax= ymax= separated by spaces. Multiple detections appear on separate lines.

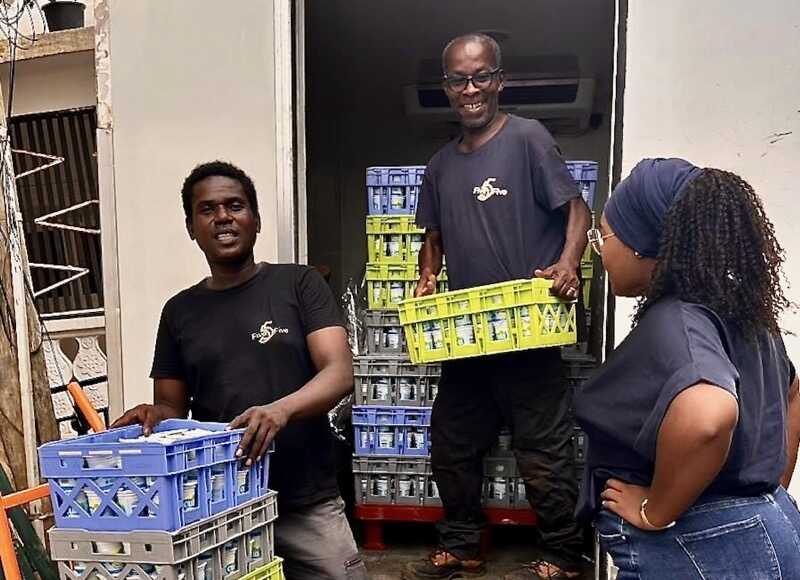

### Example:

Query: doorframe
xmin=293 ymin=0 xmax=308 ymax=265
xmin=275 ymin=0 xmax=299 ymax=263
xmin=604 ymin=0 xmax=628 ymax=358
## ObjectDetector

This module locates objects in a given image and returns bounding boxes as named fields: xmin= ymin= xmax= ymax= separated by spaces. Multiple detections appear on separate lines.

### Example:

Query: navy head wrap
xmin=605 ymin=158 xmax=703 ymax=258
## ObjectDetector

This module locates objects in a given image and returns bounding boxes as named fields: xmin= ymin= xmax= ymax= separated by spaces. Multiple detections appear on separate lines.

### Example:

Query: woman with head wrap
xmin=573 ymin=159 xmax=800 ymax=578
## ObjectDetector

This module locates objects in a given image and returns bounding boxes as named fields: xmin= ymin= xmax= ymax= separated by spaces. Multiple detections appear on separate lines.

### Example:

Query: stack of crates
xmin=564 ymin=160 xmax=599 ymax=484
xmin=38 ymin=419 xmax=285 ymax=580
xmin=566 ymin=160 xmax=599 ymax=313
xmin=355 ymin=163 xmax=597 ymax=508
xmin=354 ymin=166 xmax=443 ymax=507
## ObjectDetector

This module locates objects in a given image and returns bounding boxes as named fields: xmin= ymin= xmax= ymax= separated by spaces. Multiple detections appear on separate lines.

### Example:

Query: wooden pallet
xmin=354 ymin=504 xmax=537 ymax=551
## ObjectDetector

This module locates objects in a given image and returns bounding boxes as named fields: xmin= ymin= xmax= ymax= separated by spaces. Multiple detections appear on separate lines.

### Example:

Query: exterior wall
xmin=0 ymin=51 xmax=95 ymax=115
xmin=619 ymin=0 xmax=800 ymax=496
xmin=101 ymin=0 xmax=280 ymax=408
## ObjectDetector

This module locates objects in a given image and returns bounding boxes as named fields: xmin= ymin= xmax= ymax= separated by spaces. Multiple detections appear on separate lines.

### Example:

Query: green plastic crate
xmin=366 ymin=215 xmax=425 ymax=264
xmin=241 ymin=557 xmax=284 ymax=580
xmin=398 ymin=279 xmax=577 ymax=363
xmin=581 ymin=260 xmax=593 ymax=309
xmin=366 ymin=263 xmax=448 ymax=310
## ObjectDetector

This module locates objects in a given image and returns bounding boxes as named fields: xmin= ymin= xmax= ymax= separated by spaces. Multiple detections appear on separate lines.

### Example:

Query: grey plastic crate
xmin=353 ymin=356 xmax=440 ymax=407
xmin=55 ymin=521 xmax=273 ymax=580
xmin=352 ymin=457 xmax=429 ymax=506
xmin=365 ymin=311 xmax=407 ymax=355
xmin=51 ymin=492 xmax=277 ymax=568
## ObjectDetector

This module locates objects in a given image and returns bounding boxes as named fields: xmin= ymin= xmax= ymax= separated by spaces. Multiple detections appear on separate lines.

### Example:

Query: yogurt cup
xmin=197 ymin=553 xmax=213 ymax=580
xmin=397 ymin=477 xmax=413 ymax=497
xmin=93 ymin=540 xmax=124 ymax=555
xmin=104 ymin=561 xmax=125 ymax=575
xmin=247 ymin=531 xmax=263 ymax=559
xmin=85 ymin=478 xmax=115 ymax=514
xmin=378 ymin=427 xmax=394 ymax=448
xmin=223 ymin=542 xmax=238 ymax=574
xmin=372 ymin=379 xmax=390 ymax=402
xmin=398 ymin=378 xmax=415 ymax=401
xmin=182 ymin=475 xmax=198 ymax=510
xmin=211 ymin=472 xmax=226 ymax=502
xmin=116 ymin=489 xmax=138 ymax=516
xmin=236 ymin=469 xmax=250 ymax=495
xmin=84 ymin=454 xmax=120 ymax=470
xmin=372 ymin=477 xmax=389 ymax=497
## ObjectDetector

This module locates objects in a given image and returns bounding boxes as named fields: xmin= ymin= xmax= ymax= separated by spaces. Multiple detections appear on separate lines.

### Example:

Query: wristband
xmin=640 ymin=498 xmax=676 ymax=530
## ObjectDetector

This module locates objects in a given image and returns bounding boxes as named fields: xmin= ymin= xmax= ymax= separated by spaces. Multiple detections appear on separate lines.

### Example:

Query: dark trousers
xmin=431 ymin=348 xmax=584 ymax=570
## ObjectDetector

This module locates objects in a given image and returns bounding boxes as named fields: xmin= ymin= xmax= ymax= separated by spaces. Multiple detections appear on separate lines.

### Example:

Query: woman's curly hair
xmin=634 ymin=168 xmax=790 ymax=336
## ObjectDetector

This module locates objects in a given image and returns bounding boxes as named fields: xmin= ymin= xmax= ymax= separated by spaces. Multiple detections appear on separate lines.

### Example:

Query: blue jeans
xmin=594 ymin=487 xmax=800 ymax=579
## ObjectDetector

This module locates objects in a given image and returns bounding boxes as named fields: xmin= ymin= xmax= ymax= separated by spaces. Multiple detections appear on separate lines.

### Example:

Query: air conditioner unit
xmin=403 ymin=56 xmax=596 ymax=135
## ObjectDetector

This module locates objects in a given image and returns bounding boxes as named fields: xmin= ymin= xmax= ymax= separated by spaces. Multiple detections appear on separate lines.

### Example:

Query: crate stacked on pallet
xmin=38 ymin=419 xmax=285 ymax=580
xmin=355 ymin=165 xmax=443 ymax=510
xmin=563 ymin=348 xmax=597 ymax=486
xmin=564 ymin=160 xmax=599 ymax=484
xmin=353 ymin=164 xmax=597 ymax=547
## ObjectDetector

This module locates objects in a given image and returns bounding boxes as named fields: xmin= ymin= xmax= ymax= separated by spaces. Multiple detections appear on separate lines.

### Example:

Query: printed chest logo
xmin=251 ymin=320 xmax=289 ymax=344
xmin=473 ymin=178 xmax=509 ymax=202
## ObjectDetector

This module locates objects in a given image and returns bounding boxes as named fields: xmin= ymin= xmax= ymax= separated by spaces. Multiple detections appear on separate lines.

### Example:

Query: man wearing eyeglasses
xmin=405 ymin=33 xmax=591 ymax=580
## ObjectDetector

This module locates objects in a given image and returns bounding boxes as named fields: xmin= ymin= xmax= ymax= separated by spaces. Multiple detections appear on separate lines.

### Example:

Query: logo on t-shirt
xmin=251 ymin=320 xmax=289 ymax=344
xmin=472 ymin=178 xmax=509 ymax=202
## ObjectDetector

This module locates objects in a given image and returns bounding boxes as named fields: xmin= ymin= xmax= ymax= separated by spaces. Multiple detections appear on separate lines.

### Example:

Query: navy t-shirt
xmin=574 ymin=297 xmax=795 ymax=520
xmin=415 ymin=115 xmax=580 ymax=290
xmin=150 ymin=263 xmax=344 ymax=509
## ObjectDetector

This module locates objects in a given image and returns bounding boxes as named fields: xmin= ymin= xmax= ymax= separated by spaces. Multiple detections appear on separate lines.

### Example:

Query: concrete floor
xmin=355 ymin=523 xmax=597 ymax=579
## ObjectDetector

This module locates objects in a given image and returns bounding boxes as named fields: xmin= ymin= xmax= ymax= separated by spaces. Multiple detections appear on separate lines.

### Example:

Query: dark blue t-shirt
xmin=415 ymin=115 xmax=580 ymax=290
xmin=574 ymin=297 xmax=795 ymax=520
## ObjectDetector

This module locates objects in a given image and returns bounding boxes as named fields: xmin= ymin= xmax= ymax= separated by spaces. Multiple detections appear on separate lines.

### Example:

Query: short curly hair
xmin=181 ymin=161 xmax=259 ymax=221
xmin=635 ymin=168 xmax=790 ymax=336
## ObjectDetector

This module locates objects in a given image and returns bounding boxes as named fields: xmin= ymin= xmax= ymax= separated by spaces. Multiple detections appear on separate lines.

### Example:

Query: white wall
xmin=619 ymin=1 xmax=800 ymax=496
xmin=0 ymin=51 xmax=95 ymax=116
xmin=104 ymin=0 xmax=279 ymax=408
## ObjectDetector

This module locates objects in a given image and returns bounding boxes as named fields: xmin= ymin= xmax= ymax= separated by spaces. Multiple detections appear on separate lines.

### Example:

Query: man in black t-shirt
xmin=404 ymin=35 xmax=591 ymax=580
xmin=112 ymin=161 xmax=367 ymax=580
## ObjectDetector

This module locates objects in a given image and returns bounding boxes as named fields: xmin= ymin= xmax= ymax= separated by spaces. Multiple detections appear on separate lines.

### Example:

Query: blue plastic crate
xmin=367 ymin=185 xmax=420 ymax=215
xmin=366 ymin=166 xmax=425 ymax=215
xmin=367 ymin=166 xmax=425 ymax=187
xmin=566 ymin=160 xmax=599 ymax=208
xmin=352 ymin=407 xmax=431 ymax=456
xmin=39 ymin=419 xmax=272 ymax=532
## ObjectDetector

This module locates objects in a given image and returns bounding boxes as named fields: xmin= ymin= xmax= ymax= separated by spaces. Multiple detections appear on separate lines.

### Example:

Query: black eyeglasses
xmin=442 ymin=68 xmax=501 ymax=92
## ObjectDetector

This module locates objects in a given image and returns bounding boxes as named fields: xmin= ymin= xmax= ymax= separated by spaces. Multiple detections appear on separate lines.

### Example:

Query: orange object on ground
xmin=0 ymin=381 xmax=106 ymax=580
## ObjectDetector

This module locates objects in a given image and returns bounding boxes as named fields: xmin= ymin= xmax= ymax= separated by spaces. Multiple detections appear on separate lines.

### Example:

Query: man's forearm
xmin=419 ymin=238 xmax=443 ymax=277
xmin=272 ymin=361 xmax=352 ymax=421
xmin=152 ymin=401 xmax=187 ymax=419
xmin=558 ymin=198 xmax=591 ymax=267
